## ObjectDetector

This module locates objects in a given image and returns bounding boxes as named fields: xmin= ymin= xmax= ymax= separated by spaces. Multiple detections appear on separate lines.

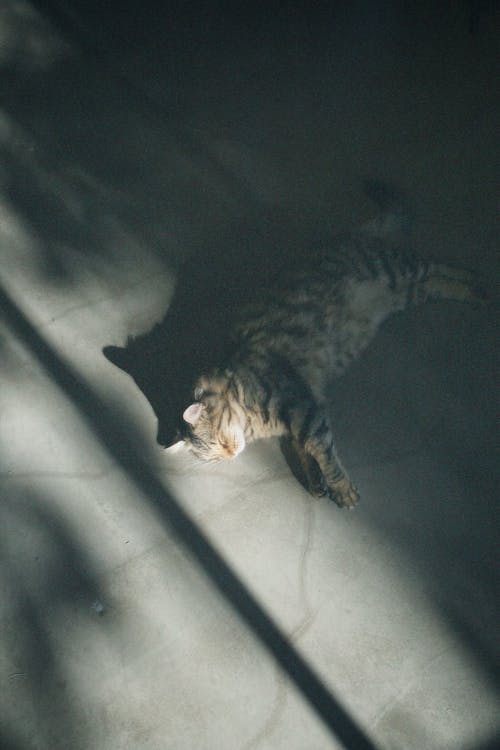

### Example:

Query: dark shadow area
xmin=0 ymin=50 xmax=221 ymax=283
xmin=3 ymin=1 xmax=296 ymax=288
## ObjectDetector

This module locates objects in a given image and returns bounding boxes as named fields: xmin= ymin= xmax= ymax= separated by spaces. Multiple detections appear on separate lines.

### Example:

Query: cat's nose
xmin=221 ymin=441 xmax=245 ymax=459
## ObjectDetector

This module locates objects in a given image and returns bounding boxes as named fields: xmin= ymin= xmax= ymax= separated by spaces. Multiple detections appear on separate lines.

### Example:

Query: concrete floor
xmin=0 ymin=2 xmax=498 ymax=749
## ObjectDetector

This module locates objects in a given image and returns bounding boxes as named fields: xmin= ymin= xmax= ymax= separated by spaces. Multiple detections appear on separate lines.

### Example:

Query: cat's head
xmin=178 ymin=380 xmax=246 ymax=462
xmin=104 ymin=344 xmax=245 ymax=461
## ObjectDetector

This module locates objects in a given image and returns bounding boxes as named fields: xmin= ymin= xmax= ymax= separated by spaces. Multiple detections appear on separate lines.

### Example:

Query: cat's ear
xmin=182 ymin=402 xmax=204 ymax=425
xmin=103 ymin=345 xmax=131 ymax=372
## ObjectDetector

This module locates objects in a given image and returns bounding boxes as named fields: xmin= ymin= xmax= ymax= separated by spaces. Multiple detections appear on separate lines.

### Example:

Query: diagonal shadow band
xmin=0 ymin=283 xmax=378 ymax=750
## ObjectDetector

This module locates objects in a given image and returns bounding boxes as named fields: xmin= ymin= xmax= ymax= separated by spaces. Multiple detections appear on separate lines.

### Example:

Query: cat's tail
xmin=361 ymin=179 xmax=413 ymax=241
xmin=359 ymin=181 xmax=489 ymax=308
xmin=409 ymin=262 xmax=488 ymax=307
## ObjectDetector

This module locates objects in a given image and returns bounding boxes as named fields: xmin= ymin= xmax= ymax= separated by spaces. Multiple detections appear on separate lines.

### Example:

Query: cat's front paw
xmin=327 ymin=480 xmax=360 ymax=509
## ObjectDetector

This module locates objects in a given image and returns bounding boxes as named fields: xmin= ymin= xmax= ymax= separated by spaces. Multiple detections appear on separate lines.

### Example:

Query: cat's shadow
xmin=103 ymin=209 xmax=320 ymax=449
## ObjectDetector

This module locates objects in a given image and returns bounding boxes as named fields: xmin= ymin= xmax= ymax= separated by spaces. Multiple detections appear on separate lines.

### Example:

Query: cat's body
xmin=181 ymin=239 xmax=481 ymax=507
xmin=104 ymin=184 xmax=485 ymax=508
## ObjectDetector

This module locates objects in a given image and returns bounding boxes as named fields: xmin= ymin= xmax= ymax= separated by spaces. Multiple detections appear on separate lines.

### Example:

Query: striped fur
xmin=179 ymin=192 xmax=486 ymax=507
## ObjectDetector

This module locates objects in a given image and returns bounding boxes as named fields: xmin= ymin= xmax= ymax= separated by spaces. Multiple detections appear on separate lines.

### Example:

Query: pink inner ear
xmin=183 ymin=402 xmax=204 ymax=425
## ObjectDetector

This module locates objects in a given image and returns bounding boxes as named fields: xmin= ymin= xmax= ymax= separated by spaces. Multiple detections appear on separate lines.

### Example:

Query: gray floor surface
xmin=1 ymin=2 xmax=498 ymax=749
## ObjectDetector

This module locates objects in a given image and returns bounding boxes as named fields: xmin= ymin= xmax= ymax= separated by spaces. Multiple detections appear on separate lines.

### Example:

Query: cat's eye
xmin=194 ymin=386 xmax=204 ymax=400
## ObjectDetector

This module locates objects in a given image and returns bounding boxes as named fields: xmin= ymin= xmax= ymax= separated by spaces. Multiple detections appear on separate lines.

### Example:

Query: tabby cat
xmin=106 ymin=184 xmax=484 ymax=508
